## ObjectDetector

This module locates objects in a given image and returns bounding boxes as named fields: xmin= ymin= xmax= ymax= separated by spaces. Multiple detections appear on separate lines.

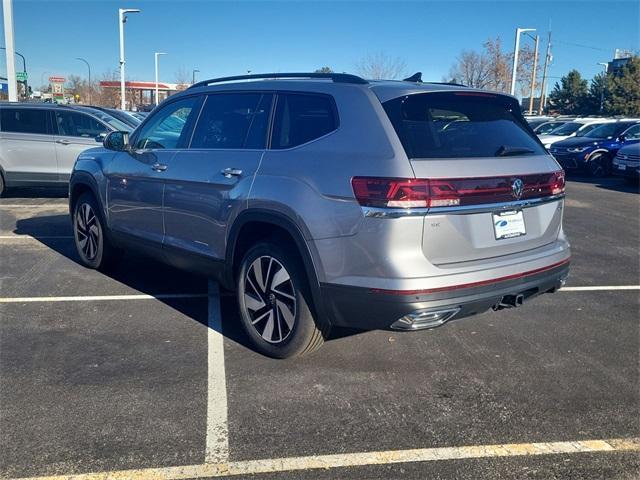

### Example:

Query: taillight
xmin=352 ymin=171 xmax=565 ymax=209
xmin=351 ymin=177 xmax=430 ymax=208
xmin=550 ymin=170 xmax=565 ymax=195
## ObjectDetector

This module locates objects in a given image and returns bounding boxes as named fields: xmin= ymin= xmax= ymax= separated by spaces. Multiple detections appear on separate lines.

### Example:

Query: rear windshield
xmin=382 ymin=92 xmax=545 ymax=159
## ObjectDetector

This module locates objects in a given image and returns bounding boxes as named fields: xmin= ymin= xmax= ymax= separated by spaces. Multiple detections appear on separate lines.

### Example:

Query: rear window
xmin=0 ymin=108 xmax=49 ymax=135
xmin=382 ymin=92 xmax=545 ymax=159
xmin=271 ymin=93 xmax=337 ymax=149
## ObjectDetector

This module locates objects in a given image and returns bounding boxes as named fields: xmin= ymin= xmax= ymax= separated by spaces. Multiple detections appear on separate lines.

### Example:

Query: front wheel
xmin=587 ymin=152 xmax=611 ymax=178
xmin=73 ymin=192 xmax=120 ymax=270
xmin=236 ymin=240 xmax=330 ymax=358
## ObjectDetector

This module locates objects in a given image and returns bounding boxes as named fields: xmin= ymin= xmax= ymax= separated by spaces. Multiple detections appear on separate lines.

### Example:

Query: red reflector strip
xmin=370 ymin=259 xmax=570 ymax=296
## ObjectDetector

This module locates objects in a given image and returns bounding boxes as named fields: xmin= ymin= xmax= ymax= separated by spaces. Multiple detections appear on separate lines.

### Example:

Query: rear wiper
xmin=495 ymin=145 xmax=535 ymax=157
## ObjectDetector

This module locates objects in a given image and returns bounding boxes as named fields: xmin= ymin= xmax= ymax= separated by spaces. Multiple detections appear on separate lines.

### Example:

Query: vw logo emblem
xmin=512 ymin=179 xmax=524 ymax=199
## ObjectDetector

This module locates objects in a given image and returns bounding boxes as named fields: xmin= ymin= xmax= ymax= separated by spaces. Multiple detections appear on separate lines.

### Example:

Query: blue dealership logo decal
xmin=496 ymin=220 xmax=508 ymax=227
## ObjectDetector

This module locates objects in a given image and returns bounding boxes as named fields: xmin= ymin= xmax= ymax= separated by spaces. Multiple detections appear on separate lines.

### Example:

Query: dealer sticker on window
xmin=493 ymin=210 xmax=526 ymax=240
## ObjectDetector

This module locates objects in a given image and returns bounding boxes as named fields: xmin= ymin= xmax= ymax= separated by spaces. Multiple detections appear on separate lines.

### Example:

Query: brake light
xmin=351 ymin=177 xmax=431 ymax=208
xmin=550 ymin=170 xmax=565 ymax=195
xmin=352 ymin=171 xmax=565 ymax=209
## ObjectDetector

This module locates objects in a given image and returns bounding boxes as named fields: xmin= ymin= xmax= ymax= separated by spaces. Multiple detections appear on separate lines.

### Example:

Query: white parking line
xmin=205 ymin=279 xmax=230 ymax=464
xmin=561 ymin=285 xmax=640 ymax=291
xmin=0 ymin=235 xmax=73 ymax=240
xmin=0 ymin=286 xmax=638 ymax=304
xmin=9 ymin=437 xmax=638 ymax=480
xmin=0 ymin=293 xmax=206 ymax=303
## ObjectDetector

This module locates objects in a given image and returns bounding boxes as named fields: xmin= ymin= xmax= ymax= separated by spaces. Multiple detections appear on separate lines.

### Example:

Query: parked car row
xmin=525 ymin=115 xmax=640 ymax=179
xmin=0 ymin=103 xmax=140 ymax=196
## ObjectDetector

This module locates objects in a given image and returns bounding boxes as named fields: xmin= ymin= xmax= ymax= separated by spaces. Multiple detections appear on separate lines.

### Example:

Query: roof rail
xmin=188 ymin=72 xmax=368 ymax=89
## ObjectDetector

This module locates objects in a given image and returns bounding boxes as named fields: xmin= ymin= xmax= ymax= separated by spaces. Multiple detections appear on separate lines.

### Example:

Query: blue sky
xmin=1 ymin=0 xmax=638 ymax=93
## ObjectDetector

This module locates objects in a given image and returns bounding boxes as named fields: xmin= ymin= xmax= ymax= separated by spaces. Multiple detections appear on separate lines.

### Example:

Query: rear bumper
xmin=320 ymin=259 xmax=570 ymax=330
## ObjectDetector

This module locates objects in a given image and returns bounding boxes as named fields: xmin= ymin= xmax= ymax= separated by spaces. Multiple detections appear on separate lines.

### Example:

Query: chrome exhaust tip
xmin=494 ymin=293 xmax=525 ymax=310
xmin=391 ymin=308 xmax=460 ymax=331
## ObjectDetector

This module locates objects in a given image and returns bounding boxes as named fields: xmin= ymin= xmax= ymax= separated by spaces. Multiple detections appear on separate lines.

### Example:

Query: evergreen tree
xmin=605 ymin=56 xmax=640 ymax=116
xmin=548 ymin=70 xmax=589 ymax=114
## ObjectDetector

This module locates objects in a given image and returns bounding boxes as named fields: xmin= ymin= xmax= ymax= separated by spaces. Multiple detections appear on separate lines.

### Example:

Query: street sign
xmin=16 ymin=71 xmax=27 ymax=82
xmin=48 ymin=76 xmax=65 ymax=83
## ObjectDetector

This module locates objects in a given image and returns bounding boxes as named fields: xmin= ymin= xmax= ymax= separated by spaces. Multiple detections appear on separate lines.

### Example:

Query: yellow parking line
xmin=9 ymin=437 xmax=638 ymax=480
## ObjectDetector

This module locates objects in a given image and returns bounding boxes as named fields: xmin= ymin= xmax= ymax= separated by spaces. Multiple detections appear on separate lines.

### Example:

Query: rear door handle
xmin=55 ymin=139 xmax=70 ymax=145
xmin=151 ymin=163 xmax=168 ymax=172
xmin=221 ymin=167 xmax=242 ymax=178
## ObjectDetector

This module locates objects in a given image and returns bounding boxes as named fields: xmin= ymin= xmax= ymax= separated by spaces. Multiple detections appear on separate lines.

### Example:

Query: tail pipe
xmin=494 ymin=293 xmax=525 ymax=310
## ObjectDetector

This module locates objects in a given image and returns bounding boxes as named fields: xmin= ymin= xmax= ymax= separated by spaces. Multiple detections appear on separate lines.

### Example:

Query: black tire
xmin=72 ymin=192 xmax=121 ymax=271
xmin=587 ymin=152 xmax=611 ymax=178
xmin=236 ymin=239 xmax=330 ymax=358
xmin=0 ymin=172 xmax=5 ymax=197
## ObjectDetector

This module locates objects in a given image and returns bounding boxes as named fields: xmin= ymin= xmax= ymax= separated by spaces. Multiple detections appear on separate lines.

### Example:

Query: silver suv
xmin=0 ymin=103 xmax=132 ymax=195
xmin=69 ymin=72 xmax=570 ymax=358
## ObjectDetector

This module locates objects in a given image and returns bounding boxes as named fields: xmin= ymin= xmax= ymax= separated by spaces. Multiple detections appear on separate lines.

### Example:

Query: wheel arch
xmin=225 ymin=210 xmax=328 ymax=323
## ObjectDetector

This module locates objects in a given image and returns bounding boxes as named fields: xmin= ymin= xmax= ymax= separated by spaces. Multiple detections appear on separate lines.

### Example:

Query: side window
xmin=0 ymin=108 xmax=49 ymax=134
xmin=134 ymin=96 xmax=199 ymax=150
xmin=191 ymin=93 xmax=271 ymax=149
xmin=623 ymin=125 xmax=640 ymax=140
xmin=55 ymin=111 xmax=107 ymax=138
xmin=271 ymin=93 xmax=338 ymax=149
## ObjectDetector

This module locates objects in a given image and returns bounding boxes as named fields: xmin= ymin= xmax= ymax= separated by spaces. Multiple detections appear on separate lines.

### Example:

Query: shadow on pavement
xmin=2 ymin=187 xmax=69 ymax=199
xmin=566 ymin=174 xmax=639 ymax=194
xmin=14 ymin=213 xmax=363 ymax=356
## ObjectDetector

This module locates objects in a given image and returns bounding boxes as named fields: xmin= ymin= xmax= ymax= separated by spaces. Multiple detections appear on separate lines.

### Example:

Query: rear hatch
xmin=381 ymin=90 xmax=564 ymax=265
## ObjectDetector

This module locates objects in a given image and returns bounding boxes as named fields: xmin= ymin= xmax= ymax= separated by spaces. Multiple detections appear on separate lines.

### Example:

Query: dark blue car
xmin=550 ymin=121 xmax=640 ymax=177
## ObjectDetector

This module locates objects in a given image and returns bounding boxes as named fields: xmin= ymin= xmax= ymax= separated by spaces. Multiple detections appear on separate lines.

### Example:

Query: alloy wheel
xmin=243 ymin=256 xmax=297 ymax=344
xmin=76 ymin=203 xmax=100 ymax=261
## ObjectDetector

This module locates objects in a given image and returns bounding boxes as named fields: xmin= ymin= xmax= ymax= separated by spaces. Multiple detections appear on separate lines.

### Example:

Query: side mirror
xmin=618 ymin=134 xmax=626 ymax=142
xmin=103 ymin=131 xmax=130 ymax=151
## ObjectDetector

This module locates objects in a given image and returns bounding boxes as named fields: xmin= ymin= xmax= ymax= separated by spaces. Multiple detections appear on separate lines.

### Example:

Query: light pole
xmin=119 ymin=8 xmax=141 ymax=110
xmin=597 ymin=62 xmax=608 ymax=113
xmin=2 ymin=0 xmax=18 ymax=101
xmin=510 ymin=27 xmax=536 ymax=96
xmin=0 ymin=47 xmax=26 ymax=98
xmin=154 ymin=52 xmax=167 ymax=106
xmin=192 ymin=69 xmax=200 ymax=85
xmin=76 ymin=57 xmax=92 ymax=104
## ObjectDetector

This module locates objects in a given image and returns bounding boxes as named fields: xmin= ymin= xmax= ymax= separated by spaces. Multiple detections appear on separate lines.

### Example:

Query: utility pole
xmin=2 ymin=0 xmax=18 ymax=102
xmin=192 ymin=69 xmax=200 ymax=85
xmin=538 ymin=31 xmax=552 ymax=115
xmin=528 ymin=35 xmax=539 ymax=115
xmin=597 ymin=62 xmax=608 ymax=112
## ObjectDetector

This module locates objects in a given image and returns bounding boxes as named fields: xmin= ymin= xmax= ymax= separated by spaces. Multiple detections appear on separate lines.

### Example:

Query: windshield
xmin=534 ymin=121 xmax=565 ymax=134
xmin=382 ymin=92 xmax=545 ymax=158
xmin=549 ymin=122 xmax=583 ymax=136
xmin=585 ymin=123 xmax=633 ymax=139
xmin=575 ymin=123 xmax=603 ymax=137
xmin=84 ymin=109 xmax=132 ymax=132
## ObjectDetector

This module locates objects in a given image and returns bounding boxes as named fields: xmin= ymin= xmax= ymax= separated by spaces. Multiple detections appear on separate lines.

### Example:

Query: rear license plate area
xmin=493 ymin=210 xmax=526 ymax=240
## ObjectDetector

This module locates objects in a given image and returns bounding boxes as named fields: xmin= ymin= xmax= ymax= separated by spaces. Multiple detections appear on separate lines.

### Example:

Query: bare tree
xmin=447 ymin=50 xmax=491 ymax=88
xmin=95 ymin=68 xmax=120 ymax=108
xmin=314 ymin=66 xmax=333 ymax=74
xmin=356 ymin=52 xmax=407 ymax=80
xmin=174 ymin=66 xmax=190 ymax=90
xmin=483 ymin=37 xmax=511 ymax=93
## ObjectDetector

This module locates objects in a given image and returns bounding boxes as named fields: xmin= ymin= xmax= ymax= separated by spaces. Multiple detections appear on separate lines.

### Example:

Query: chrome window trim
xmin=362 ymin=194 xmax=565 ymax=218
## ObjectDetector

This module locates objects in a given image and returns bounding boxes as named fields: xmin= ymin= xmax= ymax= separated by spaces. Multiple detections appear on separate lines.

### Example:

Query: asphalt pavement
xmin=0 ymin=178 xmax=638 ymax=480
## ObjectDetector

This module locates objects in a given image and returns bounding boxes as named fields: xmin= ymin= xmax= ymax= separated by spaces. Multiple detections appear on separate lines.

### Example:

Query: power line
xmin=554 ymin=39 xmax=609 ymax=52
